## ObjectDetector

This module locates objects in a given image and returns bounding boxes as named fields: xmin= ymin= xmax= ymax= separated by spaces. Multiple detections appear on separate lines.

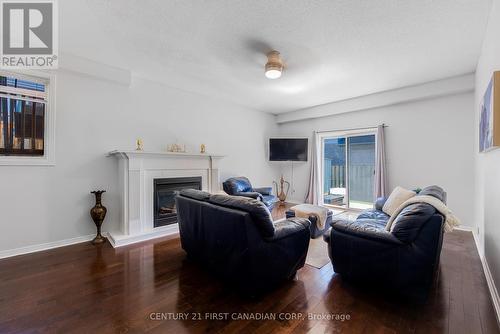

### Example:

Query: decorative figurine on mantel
xmin=167 ymin=143 xmax=186 ymax=153
xmin=136 ymin=138 xmax=143 ymax=151
xmin=273 ymin=175 xmax=290 ymax=206
xmin=90 ymin=190 xmax=107 ymax=244
xmin=200 ymin=144 xmax=206 ymax=154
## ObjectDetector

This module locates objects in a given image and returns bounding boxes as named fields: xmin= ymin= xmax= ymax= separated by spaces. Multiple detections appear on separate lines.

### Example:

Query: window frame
xmin=318 ymin=128 xmax=377 ymax=211
xmin=0 ymin=70 xmax=56 ymax=166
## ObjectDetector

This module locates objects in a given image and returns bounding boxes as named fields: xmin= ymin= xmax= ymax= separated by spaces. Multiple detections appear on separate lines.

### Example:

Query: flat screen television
xmin=269 ymin=138 xmax=308 ymax=161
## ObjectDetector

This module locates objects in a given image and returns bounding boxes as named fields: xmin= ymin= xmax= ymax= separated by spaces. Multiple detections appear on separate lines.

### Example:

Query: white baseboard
xmin=461 ymin=227 xmax=500 ymax=327
xmin=0 ymin=225 xmax=181 ymax=259
xmin=454 ymin=225 xmax=475 ymax=232
xmin=482 ymin=253 xmax=500 ymax=327
xmin=0 ymin=233 xmax=106 ymax=259
xmin=285 ymin=199 xmax=304 ymax=205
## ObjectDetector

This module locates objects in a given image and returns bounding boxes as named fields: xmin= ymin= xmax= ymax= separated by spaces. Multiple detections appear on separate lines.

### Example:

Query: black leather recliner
xmin=175 ymin=189 xmax=311 ymax=295
xmin=223 ymin=176 xmax=277 ymax=210
xmin=324 ymin=186 xmax=447 ymax=299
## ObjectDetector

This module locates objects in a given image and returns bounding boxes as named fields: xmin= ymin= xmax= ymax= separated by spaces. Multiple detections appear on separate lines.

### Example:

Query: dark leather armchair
xmin=175 ymin=189 xmax=311 ymax=295
xmin=324 ymin=186 xmax=447 ymax=299
xmin=223 ymin=176 xmax=277 ymax=210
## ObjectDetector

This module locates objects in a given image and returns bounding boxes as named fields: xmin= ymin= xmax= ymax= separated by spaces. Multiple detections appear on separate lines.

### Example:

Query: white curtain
xmin=305 ymin=132 xmax=320 ymax=204
xmin=374 ymin=124 xmax=388 ymax=198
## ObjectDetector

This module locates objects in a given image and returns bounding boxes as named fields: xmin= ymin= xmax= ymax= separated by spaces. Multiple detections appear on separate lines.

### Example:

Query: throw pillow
xmin=382 ymin=186 xmax=416 ymax=216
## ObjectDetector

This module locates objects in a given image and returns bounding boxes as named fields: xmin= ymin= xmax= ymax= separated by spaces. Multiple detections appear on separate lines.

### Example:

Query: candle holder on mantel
xmin=136 ymin=138 xmax=144 ymax=151
xmin=90 ymin=190 xmax=107 ymax=244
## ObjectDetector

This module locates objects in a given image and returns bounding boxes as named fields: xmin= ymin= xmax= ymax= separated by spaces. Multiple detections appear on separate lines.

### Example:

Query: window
xmin=0 ymin=72 xmax=54 ymax=165
xmin=320 ymin=131 xmax=376 ymax=210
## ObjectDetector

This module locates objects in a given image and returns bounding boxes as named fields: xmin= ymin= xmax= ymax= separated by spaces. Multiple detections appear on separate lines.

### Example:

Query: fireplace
xmin=153 ymin=176 xmax=202 ymax=227
xmin=108 ymin=150 xmax=223 ymax=247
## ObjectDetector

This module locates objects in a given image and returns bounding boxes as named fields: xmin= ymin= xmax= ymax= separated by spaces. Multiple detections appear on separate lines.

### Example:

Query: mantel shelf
xmin=107 ymin=150 xmax=225 ymax=159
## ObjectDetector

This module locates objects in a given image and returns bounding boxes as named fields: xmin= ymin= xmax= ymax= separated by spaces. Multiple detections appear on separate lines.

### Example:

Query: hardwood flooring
xmin=271 ymin=202 xmax=295 ymax=220
xmin=0 ymin=207 xmax=498 ymax=333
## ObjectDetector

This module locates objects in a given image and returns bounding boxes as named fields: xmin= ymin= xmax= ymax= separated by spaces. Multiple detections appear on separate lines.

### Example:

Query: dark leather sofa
xmin=175 ymin=189 xmax=311 ymax=295
xmin=223 ymin=176 xmax=277 ymax=210
xmin=324 ymin=186 xmax=447 ymax=299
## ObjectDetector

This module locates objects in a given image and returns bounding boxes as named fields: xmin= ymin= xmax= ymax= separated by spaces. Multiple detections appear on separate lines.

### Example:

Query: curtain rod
xmin=315 ymin=124 xmax=388 ymax=134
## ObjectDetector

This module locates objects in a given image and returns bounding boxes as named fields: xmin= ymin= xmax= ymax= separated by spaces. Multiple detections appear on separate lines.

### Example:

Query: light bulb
xmin=265 ymin=69 xmax=282 ymax=79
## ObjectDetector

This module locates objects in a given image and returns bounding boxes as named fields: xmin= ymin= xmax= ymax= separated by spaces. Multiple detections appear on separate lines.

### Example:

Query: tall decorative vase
xmin=273 ymin=175 xmax=290 ymax=207
xmin=90 ymin=190 xmax=107 ymax=244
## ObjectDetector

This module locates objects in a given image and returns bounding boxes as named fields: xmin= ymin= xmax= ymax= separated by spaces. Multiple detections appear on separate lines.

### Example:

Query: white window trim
xmin=0 ymin=70 xmax=56 ymax=166
xmin=318 ymin=128 xmax=377 ymax=209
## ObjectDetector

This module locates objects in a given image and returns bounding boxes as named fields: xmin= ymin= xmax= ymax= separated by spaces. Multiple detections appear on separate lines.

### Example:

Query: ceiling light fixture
xmin=265 ymin=50 xmax=283 ymax=79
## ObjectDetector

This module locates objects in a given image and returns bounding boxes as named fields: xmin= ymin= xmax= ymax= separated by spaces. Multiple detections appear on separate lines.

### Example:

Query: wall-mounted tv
xmin=269 ymin=138 xmax=308 ymax=161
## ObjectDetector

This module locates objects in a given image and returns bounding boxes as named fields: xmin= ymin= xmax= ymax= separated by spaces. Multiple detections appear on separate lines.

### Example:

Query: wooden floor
xmin=0 ymin=209 xmax=498 ymax=333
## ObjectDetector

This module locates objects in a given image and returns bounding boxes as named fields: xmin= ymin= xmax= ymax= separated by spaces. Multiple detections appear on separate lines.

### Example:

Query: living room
xmin=0 ymin=1 xmax=499 ymax=333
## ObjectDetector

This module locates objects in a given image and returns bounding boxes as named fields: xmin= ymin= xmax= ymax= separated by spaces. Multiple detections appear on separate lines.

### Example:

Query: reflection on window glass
xmin=0 ymin=75 xmax=46 ymax=156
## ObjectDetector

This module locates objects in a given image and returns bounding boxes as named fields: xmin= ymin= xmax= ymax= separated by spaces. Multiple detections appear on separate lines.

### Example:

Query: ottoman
xmin=286 ymin=204 xmax=333 ymax=239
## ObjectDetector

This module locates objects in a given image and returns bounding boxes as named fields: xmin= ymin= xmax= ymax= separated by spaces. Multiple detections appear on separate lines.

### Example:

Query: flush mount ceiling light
xmin=265 ymin=50 xmax=283 ymax=79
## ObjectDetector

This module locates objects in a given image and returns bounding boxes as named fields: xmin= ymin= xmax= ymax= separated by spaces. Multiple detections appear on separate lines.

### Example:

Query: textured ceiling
xmin=60 ymin=0 xmax=492 ymax=114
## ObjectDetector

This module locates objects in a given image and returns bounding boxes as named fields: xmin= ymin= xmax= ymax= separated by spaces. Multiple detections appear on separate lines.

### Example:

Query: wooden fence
xmin=324 ymin=161 xmax=374 ymax=203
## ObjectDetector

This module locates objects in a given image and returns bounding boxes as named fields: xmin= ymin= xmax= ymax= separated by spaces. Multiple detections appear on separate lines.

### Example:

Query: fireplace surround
xmin=108 ymin=150 xmax=223 ymax=247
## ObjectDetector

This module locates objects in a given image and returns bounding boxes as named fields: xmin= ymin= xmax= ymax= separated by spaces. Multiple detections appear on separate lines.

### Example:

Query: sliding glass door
xmin=322 ymin=132 xmax=376 ymax=210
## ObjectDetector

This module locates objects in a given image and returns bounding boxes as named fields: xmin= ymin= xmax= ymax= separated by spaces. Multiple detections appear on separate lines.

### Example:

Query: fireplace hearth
xmin=154 ymin=176 xmax=202 ymax=227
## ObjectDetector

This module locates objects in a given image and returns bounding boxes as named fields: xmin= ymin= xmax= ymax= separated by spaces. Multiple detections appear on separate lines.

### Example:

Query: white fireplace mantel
xmin=107 ymin=150 xmax=224 ymax=247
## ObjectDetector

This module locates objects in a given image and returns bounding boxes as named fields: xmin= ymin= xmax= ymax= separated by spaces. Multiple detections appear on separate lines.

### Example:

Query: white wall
xmin=277 ymin=92 xmax=475 ymax=227
xmin=475 ymin=0 xmax=500 ymax=292
xmin=0 ymin=49 xmax=481 ymax=256
xmin=0 ymin=70 xmax=278 ymax=253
